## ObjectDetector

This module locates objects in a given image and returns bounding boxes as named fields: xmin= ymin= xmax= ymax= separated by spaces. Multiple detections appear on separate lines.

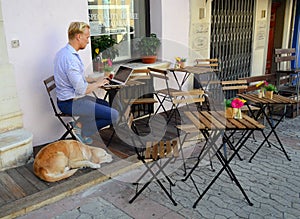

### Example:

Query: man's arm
xmin=85 ymin=78 xmax=109 ymax=94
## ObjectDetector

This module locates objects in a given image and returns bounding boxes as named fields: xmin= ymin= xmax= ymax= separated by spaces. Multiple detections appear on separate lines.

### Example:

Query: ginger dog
xmin=33 ymin=140 xmax=113 ymax=182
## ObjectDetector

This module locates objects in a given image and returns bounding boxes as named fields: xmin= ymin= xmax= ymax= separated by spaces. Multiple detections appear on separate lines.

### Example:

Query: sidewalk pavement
xmin=18 ymin=116 xmax=300 ymax=219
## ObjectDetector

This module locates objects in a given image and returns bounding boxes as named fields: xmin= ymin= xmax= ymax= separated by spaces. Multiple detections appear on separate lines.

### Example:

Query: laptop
xmin=103 ymin=65 xmax=134 ymax=88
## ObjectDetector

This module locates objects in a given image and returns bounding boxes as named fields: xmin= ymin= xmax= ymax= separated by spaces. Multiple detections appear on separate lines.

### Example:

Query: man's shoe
xmin=70 ymin=122 xmax=93 ymax=145
xmin=81 ymin=136 xmax=93 ymax=145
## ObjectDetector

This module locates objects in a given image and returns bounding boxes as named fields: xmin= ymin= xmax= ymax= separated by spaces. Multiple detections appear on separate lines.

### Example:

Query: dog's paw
xmin=90 ymin=163 xmax=101 ymax=169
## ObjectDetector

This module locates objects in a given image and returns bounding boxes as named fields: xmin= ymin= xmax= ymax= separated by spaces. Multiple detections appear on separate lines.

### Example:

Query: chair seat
xmin=157 ymin=88 xmax=181 ymax=96
xmin=125 ymin=98 xmax=158 ymax=104
xmin=177 ymin=124 xmax=199 ymax=133
xmin=58 ymin=112 xmax=72 ymax=117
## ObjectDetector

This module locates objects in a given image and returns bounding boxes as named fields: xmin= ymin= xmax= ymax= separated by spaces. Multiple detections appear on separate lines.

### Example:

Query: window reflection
xmin=88 ymin=0 xmax=147 ymax=63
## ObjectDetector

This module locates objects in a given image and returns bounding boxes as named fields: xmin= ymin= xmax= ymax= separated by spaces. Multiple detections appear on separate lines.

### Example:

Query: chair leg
xmin=106 ymin=129 xmax=115 ymax=147
xmin=59 ymin=119 xmax=77 ymax=140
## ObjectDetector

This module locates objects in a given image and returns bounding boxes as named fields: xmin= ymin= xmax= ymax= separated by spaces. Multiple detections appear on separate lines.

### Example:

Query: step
xmin=0 ymin=128 xmax=33 ymax=171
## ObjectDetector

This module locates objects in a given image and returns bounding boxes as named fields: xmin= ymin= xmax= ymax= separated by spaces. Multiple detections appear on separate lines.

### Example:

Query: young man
xmin=54 ymin=21 xmax=119 ymax=144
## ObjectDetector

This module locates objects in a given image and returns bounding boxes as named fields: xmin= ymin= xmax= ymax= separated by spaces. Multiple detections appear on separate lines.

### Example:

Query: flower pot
xmin=233 ymin=108 xmax=242 ymax=119
xmin=141 ymin=56 xmax=157 ymax=64
xmin=93 ymin=61 xmax=104 ymax=73
xmin=180 ymin=62 xmax=186 ymax=68
xmin=265 ymin=91 xmax=273 ymax=99
xmin=225 ymin=107 xmax=234 ymax=118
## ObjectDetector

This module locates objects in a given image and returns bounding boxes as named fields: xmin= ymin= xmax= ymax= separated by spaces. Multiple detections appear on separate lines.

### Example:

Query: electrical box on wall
xmin=11 ymin=40 xmax=20 ymax=48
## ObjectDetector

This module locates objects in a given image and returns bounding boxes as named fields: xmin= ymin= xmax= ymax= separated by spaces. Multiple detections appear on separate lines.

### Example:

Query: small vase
xmin=180 ymin=62 xmax=186 ymax=68
xmin=225 ymin=107 xmax=234 ymax=118
xmin=258 ymin=91 xmax=263 ymax=98
xmin=233 ymin=108 xmax=242 ymax=119
xmin=93 ymin=61 xmax=104 ymax=73
xmin=265 ymin=91 xmax=273 ymax=99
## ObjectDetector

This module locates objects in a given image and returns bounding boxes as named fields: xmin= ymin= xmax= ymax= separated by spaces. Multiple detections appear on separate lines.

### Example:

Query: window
xmin=88 ymin=0 xmax=150 ymax=62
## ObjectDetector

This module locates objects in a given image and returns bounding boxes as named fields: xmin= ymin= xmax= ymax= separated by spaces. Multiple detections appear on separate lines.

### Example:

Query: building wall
xmin=251 ymin=0 xmax=271 ymax=76
xmin=1 ymin=0 xmax=91 ymax=145
xmin=0 ymin=0 xmax=294 ymax=146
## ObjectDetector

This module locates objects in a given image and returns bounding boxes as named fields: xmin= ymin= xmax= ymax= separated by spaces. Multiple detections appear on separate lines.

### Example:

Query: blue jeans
xmin=57 ymin=96 xmax=119 ymax=137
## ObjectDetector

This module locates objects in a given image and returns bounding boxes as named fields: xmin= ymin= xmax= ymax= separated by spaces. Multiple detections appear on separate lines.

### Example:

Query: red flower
xmin=231 ymin=98 xmax=245 ymax=109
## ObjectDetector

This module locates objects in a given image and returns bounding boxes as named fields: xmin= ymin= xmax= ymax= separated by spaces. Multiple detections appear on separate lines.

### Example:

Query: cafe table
xmin=238 ymin=93 xmax=297 ymax=162
xmin=168 ymin=66 xmax=216 ymax=90
xmin=182 ymin=110 xmax=265 ymax=208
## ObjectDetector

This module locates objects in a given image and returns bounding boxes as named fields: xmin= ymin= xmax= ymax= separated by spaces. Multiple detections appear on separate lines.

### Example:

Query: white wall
xmin=150 ymin=0 xmax=191 ymax=92
xmin=0 ymin=0 xmax=276 ymax=146
xmin=251 ymin=0 xmax=271 ymax=76
xmin=1 ymin=0 xmax=92 ymax=145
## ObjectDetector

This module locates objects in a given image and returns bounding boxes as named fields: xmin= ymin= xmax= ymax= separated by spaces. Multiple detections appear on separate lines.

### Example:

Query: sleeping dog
xmin=33 ymin=140 xmax=113 ymax=182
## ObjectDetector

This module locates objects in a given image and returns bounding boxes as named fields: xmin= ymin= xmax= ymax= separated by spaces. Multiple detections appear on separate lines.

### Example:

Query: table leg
xmin=249 ymin=104 xmax=291 ymax=162
xmin=182 ymin=130 xmax=221 ymax=182
xmin=192 ymin=130 xmax=254 ymax=208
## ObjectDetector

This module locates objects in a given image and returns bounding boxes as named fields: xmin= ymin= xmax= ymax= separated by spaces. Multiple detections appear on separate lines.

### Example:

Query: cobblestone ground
xmin=19 ymin=116 xmax=300 ymax=219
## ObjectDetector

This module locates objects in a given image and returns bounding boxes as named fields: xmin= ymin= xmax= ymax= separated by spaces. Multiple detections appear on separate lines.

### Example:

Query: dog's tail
xmin=34 ymin=166 xmax=78 ymax=182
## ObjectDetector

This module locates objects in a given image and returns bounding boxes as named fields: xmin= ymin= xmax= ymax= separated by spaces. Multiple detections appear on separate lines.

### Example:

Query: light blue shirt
xmin=54 ymin=44 xmax=88 ymax=101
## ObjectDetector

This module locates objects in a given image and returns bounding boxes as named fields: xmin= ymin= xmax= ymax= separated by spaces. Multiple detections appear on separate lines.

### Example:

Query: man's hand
xmin=97 ymin=78 xmax=110 ymax=87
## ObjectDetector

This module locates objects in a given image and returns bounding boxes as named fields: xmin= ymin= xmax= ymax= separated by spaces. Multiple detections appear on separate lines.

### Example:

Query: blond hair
xmin=68 ymin=22 xmax=90 ymax=40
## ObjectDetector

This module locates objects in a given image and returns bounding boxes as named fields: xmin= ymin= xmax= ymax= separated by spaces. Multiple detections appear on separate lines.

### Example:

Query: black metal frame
xmin=43 ymin=75 xmax=77 ymax=140
xmin=182 ymin=128 xmax=255 ymax=208
xmin=245 ymin=100 xmax=291 ymax=162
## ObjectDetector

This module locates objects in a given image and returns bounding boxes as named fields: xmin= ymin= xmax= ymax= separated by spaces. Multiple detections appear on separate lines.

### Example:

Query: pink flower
xmin=231 ymin=98 xmax=245 ymax=109
xmin=107 ymin=59 xmax=112 ymax=67
xmin=264 ymin=81 xmax=268 ymax=86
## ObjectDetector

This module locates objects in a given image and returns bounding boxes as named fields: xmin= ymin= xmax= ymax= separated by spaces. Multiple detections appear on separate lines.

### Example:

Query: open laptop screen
xmin=112 ymin=65 xmax=133 ymax=84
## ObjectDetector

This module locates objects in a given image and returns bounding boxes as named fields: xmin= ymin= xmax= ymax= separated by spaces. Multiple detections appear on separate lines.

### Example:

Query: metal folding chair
xmin=43 ymin=75 xmax=77 ymax=140
xmin=116 ymin=106 xmax=178 ymax=205
xmin=148 ymin=67 xmax=182 ymax=118
xmin=275 ymin=48 xmax=300 ymax=114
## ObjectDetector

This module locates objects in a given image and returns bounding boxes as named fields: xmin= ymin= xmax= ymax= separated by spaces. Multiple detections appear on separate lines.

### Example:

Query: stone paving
xmin=18 ymin=116 xmax=300 ymax=219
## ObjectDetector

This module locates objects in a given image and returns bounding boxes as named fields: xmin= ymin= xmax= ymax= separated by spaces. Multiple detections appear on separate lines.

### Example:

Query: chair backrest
xmin=221 ymin=79 xmax=248 ymax=99
xmin=147 ymin=67 xmax=169 ymax=80
xmin=148 ymin=67 xmax=170 ymax=90
xmin=194 ymin=58 xmax=219 ymax=70
xmin=171 ymin=89 xmax=206 ymax=105
xmin=43 ymin=75 xmax=60 ymax=115
xmin=275 ymin=48 xmax=296 ymax=71
xmin=130 ymin=68 xmax=151 ymax=81
xmin=221 ymin=80 xmax=248 ymax=92
xmin=144 ymin=140 xmax=179 ymax=160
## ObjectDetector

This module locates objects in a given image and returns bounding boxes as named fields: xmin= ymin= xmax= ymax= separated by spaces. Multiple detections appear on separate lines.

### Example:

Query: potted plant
xmin=225 ymin=97 xmax=246 ymax=119
xmin=256 ymin=81 xmax=277 ymax=99
xmin=175 ymin=57 xmax=187 ymax=68
xmin=265 ymin=83 xmax=277 ymax=99
xmin=137 ymin=33 xmax=161 ymax=64
xmin=91 ymin=35 xmax=119 ymax=72
xmin=91 ymin=35 xmax=119 ymax=60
